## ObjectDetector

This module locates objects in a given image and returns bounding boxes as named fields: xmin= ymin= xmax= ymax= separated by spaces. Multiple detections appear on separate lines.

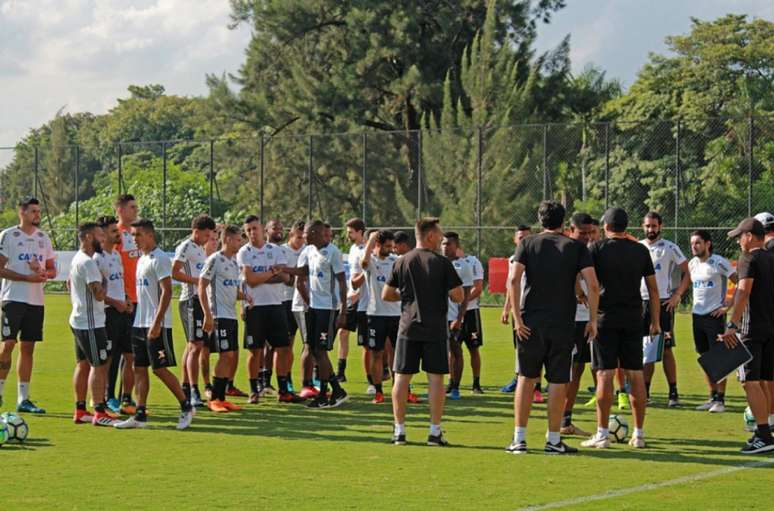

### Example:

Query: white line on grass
xmin=516 ymin=458 xmax=774 ymax=511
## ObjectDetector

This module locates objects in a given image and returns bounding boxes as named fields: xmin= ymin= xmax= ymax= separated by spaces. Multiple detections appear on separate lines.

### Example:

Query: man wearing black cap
xmin=582 ymin=207 xmax=660 ymax=449
xmin=721 ymin=217 xmax=774 ymax=454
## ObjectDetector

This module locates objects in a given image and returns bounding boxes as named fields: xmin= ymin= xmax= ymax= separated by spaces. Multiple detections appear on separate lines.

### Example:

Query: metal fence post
xmin=117 ymin=143 xmax=123 ymax=194
xmin=259 ymin=135 xmax=265 ymax=224
xmin=416 ymin=130 xmax=422 ymax=220
xmin=162 ymin=142 xmax=167 ymax=249
xmin=75 ymin=145 xmax=80 ymax=249
xmin=209 ymin=140 xmax=214 ymax=216
xmin=476 ymin=126 xmax=483 ymax=259
xmin=604 ymin=123 xmax=610 ymax=209
xmin=307 ymin=135 xmax=313 ymax=221
xmin=34 ymin=146 xmax=39 ymax=198
xmin=674 ymin=119 xmax=681 ymax=244
xmin=748 ymin=115 xmax=754 ymax=216
xmin=362 ymin=132 xmax=367 ymax=223
xmin=542 ymin=124 xmax=548 ymax=200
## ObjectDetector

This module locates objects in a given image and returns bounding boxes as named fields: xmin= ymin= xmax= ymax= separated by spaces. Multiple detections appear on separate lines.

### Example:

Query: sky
xmin=1 ymin=0 xmax=772 ymax=163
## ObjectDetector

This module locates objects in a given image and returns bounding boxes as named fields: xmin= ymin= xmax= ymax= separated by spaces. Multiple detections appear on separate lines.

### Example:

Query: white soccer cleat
xmin=695 ymin=399 xmax=714 ymax=411
xmin=366 ymin=385 xmax=377 ymax=396
xmin=629 ymin=436 xmax=646 ymax=448
xmin=113 ymin=416 xmax=148 ymax=429
xmin=176 ymin=409 xmax=194 ymax=430
xmin=580 ymin=435 xmax=610 ymax=449
xmin=708 ymin=401 xmax=726 ymax=413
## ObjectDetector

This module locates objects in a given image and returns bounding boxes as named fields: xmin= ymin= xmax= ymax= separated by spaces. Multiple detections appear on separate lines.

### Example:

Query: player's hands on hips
xmin=720 ymin=328 xmax=739 ymax=348
xmin=513 ymin=319 xmax=531 ymax=341
xmin=584 ymin=321 xmax=598 ymax=342
xmin=664 ymin=294 xmax=680 ymax=312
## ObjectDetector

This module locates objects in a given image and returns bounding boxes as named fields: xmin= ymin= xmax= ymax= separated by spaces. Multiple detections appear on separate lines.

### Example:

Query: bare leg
xmin=469 ymin=346 xmax=481 ymax=379
xmin=743 ymin=380 xmax=770 ymax=426
xmin=626 ymin=369 xmax=647 ymax=429
xmin=17 ymin=340 xmax=35 ymax=384
xmin=515 ymin=375 xmax=535 ymax=427
xmin=565 ymin=363 xmax=585 ymax=413
xmin=547 ymin=382 xmax=567 ymax=434
xmin=134 ymin=367 xmax=150 ymax=407
xmin=663 ymin=347 xmax=677 ymax=386
xmin=392 ymin=373 xmax=412 ymax=424
xmin=89 ymin=364 xmax=108 ymax=407
xmin=449 ymin=341 xmax=463 ymax=386
xmin=595 ymin=369 xmax=615 ymax=429
xmin=73 ymin=361 xmax=89 ymax=403
xmin=427 ymin=373 xmax=446 ymax=425
xmin=186 ymin=342 xmax=203 ymax=391
xmin=370 ymin=350 xmax=383 ymax=388
xmin=200 ymin=347 xmax=210 ymax=386
xmin=180 ymin=343 xmax=191 ymax=384
xmin=121 ymin=354 xmax=135 ymax=398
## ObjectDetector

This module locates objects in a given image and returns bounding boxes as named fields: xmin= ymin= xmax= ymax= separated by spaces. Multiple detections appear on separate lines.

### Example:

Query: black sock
xmin=313 ymin=366 xmax=319 ymax=381
xmin=756 ymin=424 xmax=772 ymax=442
xmin=288 ymin=375 xmax=293 ymax=387
xmin=717 ymin=392 xmax=725 ymax=403
xmin=278 ymin=376 xmax=289 ymax=394
xmin=121 ymin=393 xmax=132 ymax=403
xmin=192 ymin=384 xmax=201 ymax=398
xmin=453 ymin=379 xmax=460 ymax=390
xmin=473 ymin=377 xmax=481 ymax=388
xmin=205 ymin=383 xmax=212 ymax=391
xmin=182 ymin=383 xmax=192 ymax=400
xmin=562 ymin=411 xmax=572 ymax=428
xmin=106 ymin=353 xmax=120 ymax=400
xmin=669 ymin=383 xmax=678 ymax=396
xmin=135 ymin=406 xmax=147 ymax=421
xmin=645 ymin=381 xmax=651 ymax=396
xmin=338 ymin=358 xmax=347 ymax=375
xmin=303 ymin=379 xmax=313 ymax=388
xmin=711 ymin=391 xmax=718 ymax=401
xmin=375 ymin=383 xmax=383 ymax=394
xmin=76 ymin=400 xmax=87 ymax=411
xmin=227 ymin=380 xmax=234 ymax=391
xmin=95 ymin=402 xmax=106 ymax=413
xmin=534 ymin=382 xmax=542 ymax=392
xmin=249 ymin=378 xmax=259 ymax=394
xmin=617 ymin=388 xmax=626 ymax=395
xmin=319 ymin=380 xmax=329 ymax=396
xmin=367 ymin=374 xmax=374 ymax=385
xmin=447 ymin=379 xmax=455 ymax=389
xmin=213 ymin=377 xmax=225 ymax=401
xmin=180 ymin=399 xmax=192 ymax=412
xmin=329 ymin=377 xmax=342 ymax=393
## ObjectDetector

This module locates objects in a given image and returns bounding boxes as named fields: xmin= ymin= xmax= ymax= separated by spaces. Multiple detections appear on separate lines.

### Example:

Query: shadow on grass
xmin=0 ymin=438 xmax=53 ymax=450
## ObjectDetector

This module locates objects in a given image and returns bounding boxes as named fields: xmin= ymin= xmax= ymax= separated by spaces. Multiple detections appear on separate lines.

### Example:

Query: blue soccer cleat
xmin=106 ymin=398 xmax=122 ymax=414
xmin=449 ymin=388 xmax=461 ymax=400
xmin=17 ymin=399 xmax=46 ymax=414
xmin=500 ymin=378 xmax=517 ymax=393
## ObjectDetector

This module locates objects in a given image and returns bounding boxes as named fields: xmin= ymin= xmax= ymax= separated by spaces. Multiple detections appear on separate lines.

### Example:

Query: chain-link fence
xmin=1 ymin=116 xmax=772 ymax=269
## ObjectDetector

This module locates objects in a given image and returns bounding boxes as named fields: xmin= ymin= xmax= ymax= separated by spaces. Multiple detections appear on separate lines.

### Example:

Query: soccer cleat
xmin=445 ymin=384 xmax=453 ymax=396
xmin=306 ymin=394 xmax=329 ymax=409
xmin=584 ymin=395 xmax=597 ymax=407
xmin=532 ymin=389 xmax=544 ymax=403
xmin=505 ymin=440 xmax=527 ymax=454
xmin=372 ymin=392 xmax=385 ymax=404
xmin=366 ymin=384 xmax=377 ymax=396
xmin=227 ymin=386 xmax=249 ymax=398
xmin=629 ymin=436 xmax=646 ymax=448
xmin=581 ymin=435 xmax=610 ymax=449
xmin=741 ymin=436 xmax=774 ymax=454
xmin=191 ymin=395 xmax=205 ymax=408
xmin=449 ymin=388 xmax=461 ymax=400
xmin=299 ymin=386 xmax=319 ymax=399
xmin=709 ymin=401 xmax=726 ymax=413
xmin=407 ymin=392 xmax=422 ymax=404
xmin=545 ymin=441 xmax=578 ymax=454
xmin=278 ymin=392 xmax=306 ymax=404
xmin=472 ymin=385 xmax=484 ymax=395
xmin=427 ymin=433 xmax=449 ymax=447
xmin=120 ymin=402 xmax=137 ymax=415
xmin=103 ymin=408 xmax=121 ymax=420
xmin=392 ymin=433 xmax=407 ymax=446
xmin=695 ymin=399 xmax=715 ymax=411
xmin=221 ymin=400 xmax=242 ymax=412
xmin=328 ymin=389 xmax=349 ymax=408
xmin=560 ymin=424 xmax=590 ymax=437
xmin=248 ymin=392 xmax=260 ymax=404
xmin=500 ymin=378 xmax=517 ymax=393
xmin=106 ymin=398 xmax=122 ymax=414
xmin=73 ymin=409 xmax=94 ymax=424
xmin=617 ymin=392 xmax=630 ymax=410
xmin=287 ymin=381 xmax=295 ymax=393
xmin=113 ymin=416 xmax=148 ymax=429
xmin=204 ymin=386 xmax=213 ymax=400
xmin=92 ymin=411 xmax=118 ymax=427
xmin=668 ymin=397 xmax=680 ymax=408
xmin=176 ymin=409 xmax=194 ymax=430
xmin=17 ymin=399 xmax=45 ymax=414
xmin=207 ymin=400 xmax=230 ymax=413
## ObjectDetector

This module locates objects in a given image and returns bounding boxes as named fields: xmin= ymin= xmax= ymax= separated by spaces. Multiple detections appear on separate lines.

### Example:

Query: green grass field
xmin=2 ymin=295 xmax=772 ymax=510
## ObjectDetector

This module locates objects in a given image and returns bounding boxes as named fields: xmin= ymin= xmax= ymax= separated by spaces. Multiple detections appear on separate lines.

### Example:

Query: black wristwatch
xmin=726 ymin=321 xmax=739 ymax=330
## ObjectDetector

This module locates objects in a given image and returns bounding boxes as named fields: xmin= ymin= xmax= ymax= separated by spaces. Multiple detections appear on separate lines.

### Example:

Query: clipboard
xmin=642 ymin=334 xmax=665 ymax=364
xmin=698 ymin=335 xmax=753 ymax=384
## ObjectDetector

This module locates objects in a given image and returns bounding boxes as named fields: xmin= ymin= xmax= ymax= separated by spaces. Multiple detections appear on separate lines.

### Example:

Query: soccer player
xmin=201 ymin=228 xmax=220 ymax=400
xmin=384 ymin=218 xmax=463 ymax=446
xmin=720 ymin=218 xmax=774 ymax=454
xmin=358 ymin=230 xmax=401 ymax=404
xmin=113 ymin=219 xmax=194 ymax=430
xmin=500 ymin=225 xmax=531 ymax=394
xmin=70 ymin=222 xmax=116 ymax=427
xmin=442 ymin=232 xmax=472 ymax=401
xmin=281 ymin=220 xmax=306 ymax=392
xmin=582 ymin=207 xmax=660 ymax=449
xmin=293 ymin=220 xmax=349 ymax=408
xmin=0 ymin=196 xmax=56 ymax=413
xmin=689 ymin=230 xmax=737 ymax=413
xmin=561 ymin=213 xmax=595 ymax=436
xmin=640 ymin=211 xmax=690 ymax=406
xmin=755 ymin=211 xmax=774 ymax=425
xmin=460 ymin=246 xmax=485 ymax=394
xmin=173 ymin=214 xmax=216 ymax=407
xmin=393 ymin=231 xmax=412 ymax=256
xmin=238 ymin=216 xmax=302 ymax=404
xmin=199 ymin=225 xmax=251 ymax=412
xmin=343 ymin=218 xmax=369 ymax=386
xmin=263 ymin=219 xmax=288 ymax=392
xmin=506 ymin=202 xmax=599 ymax=454
xmin=94 ymin=216 xmax=134 ymax=414
xmin=114 ymin=194 xmax=140 ymax=414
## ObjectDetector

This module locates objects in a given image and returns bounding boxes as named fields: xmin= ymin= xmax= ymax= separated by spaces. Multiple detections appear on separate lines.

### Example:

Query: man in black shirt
xmin=507 ymin=201 xmax=599 ymax=455
xmin=383 ymin=218 xmax=463 ymax=447
xmin=581 ymin=207 xmax=660 ymax=450
xmin=755 ymin=212 xmax=774 ymax=427
xmin=721 ymin=218 xmax=774 ymax=454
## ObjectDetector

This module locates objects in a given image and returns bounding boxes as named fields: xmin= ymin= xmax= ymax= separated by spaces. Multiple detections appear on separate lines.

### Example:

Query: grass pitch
xmin=1 ymin=295 xmax=772 ymax=510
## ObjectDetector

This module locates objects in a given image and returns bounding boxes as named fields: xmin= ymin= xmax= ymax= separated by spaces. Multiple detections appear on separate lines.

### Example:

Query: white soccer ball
xmin=743 ymin=406 xmax=756 ymax=433
xmin=0 ymin=412 xmax=28 ymax=442
xmin=608 ymin=414 xmax=629 ymax=443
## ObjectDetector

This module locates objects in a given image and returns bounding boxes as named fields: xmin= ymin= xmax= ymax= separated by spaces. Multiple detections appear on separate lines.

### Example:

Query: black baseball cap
xmin=602 ymin=207 xmax=628 ymax=232
xmin=727 ymin=217 xmax=765 ymax=238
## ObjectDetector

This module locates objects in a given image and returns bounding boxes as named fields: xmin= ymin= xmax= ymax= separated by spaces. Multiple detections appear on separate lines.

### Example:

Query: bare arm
xmin=0 ymin=254 xmax=43 ymax=282
xmin=721 ymin=277 xmax=752 ymax=347
xmin=448 ymin=285 xmax=464 ymax=304
xmin=666 ymin=260 xmax=691 ymax=312
xmin=469 ymin=279 xmax=483 ymax=302
xmin=508 ymin=262 xmax=529 ymax=339
xmin=88 ymin=281 xmax=106 ymax=302
xmin=580 ymin=267 xmax=600 ymax=340
xmin=644 ymin=274 xmax=661 ymax=335
xmin=383 ymin=284 xmax=401 ymax=302
xmin=198 ymin=276 xmax=214 ymax=333
xmin=295 ymin=266 xmax=310 ymax=306
xmin=149 ymin=277 xmax=172 ymax=339
xmin=44 ymin=258 xmax=57 ymax=279
xmin=172 ymin=260 xmax=198 ymax=285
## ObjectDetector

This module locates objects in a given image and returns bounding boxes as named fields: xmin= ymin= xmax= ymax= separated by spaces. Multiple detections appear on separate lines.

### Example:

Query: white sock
xmin=429 ymin=423 xmax=442 ymax=437
xmin=0 ymin=379 xmax=5 ymax=397
xmin=547 ymin=431 xmax=561 ymax=445
xmin=514 ymin=426 xmax=527 ymax=443
xmin=768 ymin=415 xmax=774 ymax=427
xmin=634 ymin=427 xmax=644 ymax=439
xmin=597 ymin=427 xmax=609 ymax=439
xmin=394 ymin=423 xmax=406 ymax=435
xmin=18 ymin=381 xmax=29 ymax=403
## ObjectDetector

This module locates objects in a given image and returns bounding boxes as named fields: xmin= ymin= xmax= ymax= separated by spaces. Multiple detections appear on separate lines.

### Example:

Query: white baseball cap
xmin=754 ymin=211 xmax=774 ymax=228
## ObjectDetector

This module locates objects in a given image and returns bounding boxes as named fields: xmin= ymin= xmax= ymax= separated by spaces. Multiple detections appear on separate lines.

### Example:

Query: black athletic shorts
xmin=643 ymin=300 xmax=675 ymax=348
xmin=179 ymin=297 xmax=207 ymax=343
xmin=344 ymin=307 xmax=368 ymax=346
xmin=283 ymin=300 xmax=298 ymax=340
xmin=462 ymin=308 xmax=483 ymax=349
xmin=305 ymin=308 xmax=339 ymax=351
xmin=573 ymin=321 xmax=591 ymax=364
xmin=72 ymin=327 xmax=110 ymax=367
xmin=105 ymin=306 xmax=132 ymax=354
xmin=366 ymin=315 xmax=399 ymax=351
xmin=393 ymin=337 xmax=449 ymax=375
xmin=516 ymin=322 xmax=574 ymax=384
xmin=740 ymin=336 xmax=774 ymax=382
xmin=592 ymin=323 xmax=643 ymax=371
xmin=243 ymin=304 xmax=291 ymax=350
xmin=1 ymin=301 xmax=44 ymax=342
xmin=212 ymin=318 xmax=239 ymax=353
xmin=692 ymin=313 xmax=724 ymax=354
xmin=131 ymin=327 xmax=177 ymax=370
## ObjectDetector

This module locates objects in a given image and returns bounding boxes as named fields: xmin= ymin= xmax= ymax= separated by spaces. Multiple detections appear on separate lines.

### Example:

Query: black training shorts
xmin=643 ymin=301 xmax=675 ymax=348
xmin=740 ymin=336 xmax=774 ymax=382
xmin=592 ymin=324 xmax=643 ymax=371
xmin=72 ymin=327 xmax=110 ymax=367
xmin=212 ymin=318 xmax=239 ymax=353
xmin=131 ymin=327 xmax=177 ymax=370
xmin=573 ymin=321 xmax=591 ymax=364
xmin=305 ymin=308 xmax=339 ymax=352
xmin=692 ymin=313 xmax=724 ymax=354
xmin=516 ymin=322 xmax=574 ymax=384
xmin=179 ymin=297 xmax=207 ymax=343
xmin=243 ymin=304 xmax=291 ymax=350
xmin=366 ymin=315 xmax=399 ymax=351
xmin=1 ymin=301 xmax=44 ymax=342
xmin=105 ymin=306 xmax=132 ymax=354
xmin=393 ymin=337 xmax=449 ymax=375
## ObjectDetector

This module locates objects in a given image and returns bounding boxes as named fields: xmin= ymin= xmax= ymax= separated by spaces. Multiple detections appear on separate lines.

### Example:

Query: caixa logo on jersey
xmin=376 ymin=275 xmax=387 ymax=283
xmin=693 ymin=280 xmax=715 ymax=289
xmin=108 ymin=272 xmax=122 ymax=281
xmin=223 ymin=278 xmax=239 ymax=287
xmin=196 ymin=262 xmax=204 ymax=270
xmin=252 ymin=265 xmax=267 ymax=273
xmin=17 ymin=253 xmax=44 ymax=262
xmin=137 ymin=278 xmax=150 ymax=287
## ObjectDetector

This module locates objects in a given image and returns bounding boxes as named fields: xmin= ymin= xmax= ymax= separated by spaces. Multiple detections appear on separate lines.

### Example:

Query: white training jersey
xmin=639 ymin=238 xmax=687 ymax=300
xmin=348 ymin=243 xmax=369 ymax=312
xmin=365 ymin=253 xmax=401 ymax=317
xmin=507 ymin=254 xmax=527 ymax=309
xmin=297 ymin=243 xmax=345 ymax=310
xmin=291 ymin=245 xmax=312 ymax=312
xmin=237 ymin=242 xmax=288 ymax=306
xmin=448 ymin=257 xmax=475 ymax=322
xmin=93 ymin=249 xmax=125 ymax=305
xmin=463 ymin=255 xmax=484 ymax=310
xmin=575 ymin=279 xmax=590 ymax=322
xmin=0 ymin=226 xmax=55 ymax=306
xmin=201 ymin=250 xmax=241 ymax=320
xmin=134 ymin=247 xmax=173 ymax=329
xmin=689 ymin=255 xmax=736 ymax=316
xmin=173 ymin=238 xmax=206 ymax=302
xmin=69 ymin=250 xmax=106 ymax=330
xmin=281 ymin=243 xmax=305 ymax=303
